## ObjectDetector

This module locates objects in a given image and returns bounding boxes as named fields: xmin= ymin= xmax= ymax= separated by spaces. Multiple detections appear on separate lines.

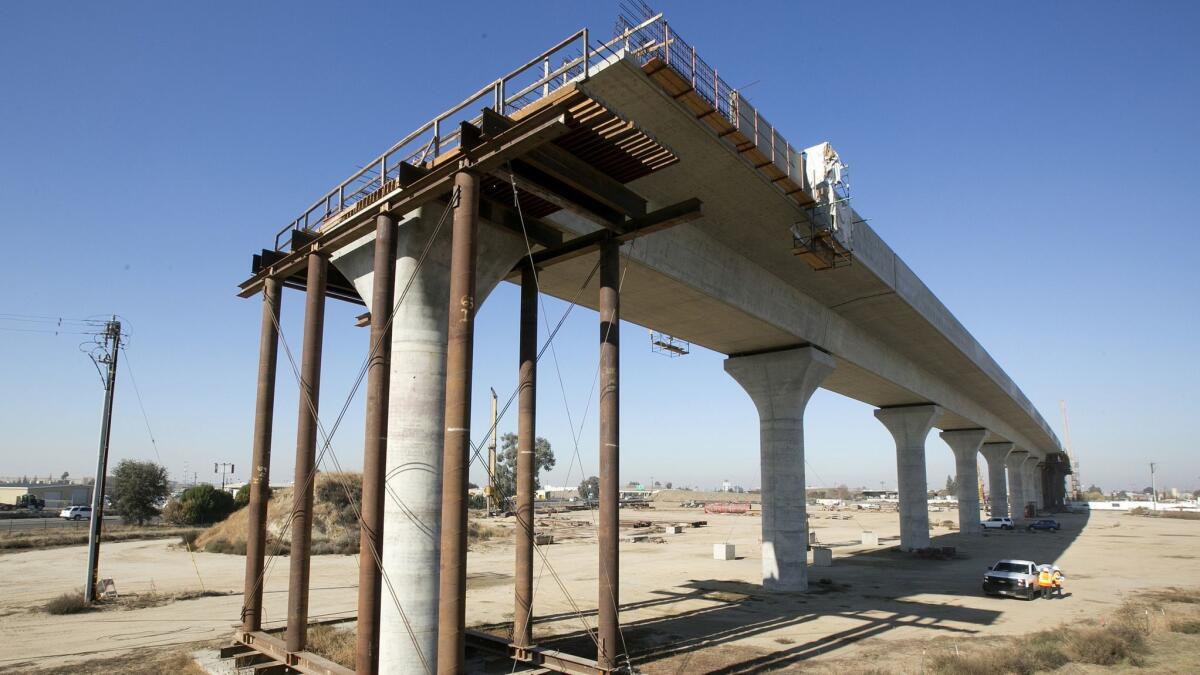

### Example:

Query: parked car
xmin=983 ymin=559 xmax=1040 ymax=600
xmin=1027 ymin=518 xmax=1061 ymax=532
xmin=981 ymin=516 xmax=1015 ymax=530
xmin=59 ymin=505 xmax=92 ymax=520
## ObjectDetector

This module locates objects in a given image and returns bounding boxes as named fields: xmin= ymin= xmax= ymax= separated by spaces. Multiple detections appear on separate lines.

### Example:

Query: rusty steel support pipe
xmin=597 ymin=237 xmax=621 ymax=671
xmin=513 ymin=261 xmax=538 ymax=650
xmin=285 ymin=252 xmax=328 ymax=653
xmin=436 ymin=170 xmax=480 ymax=674
xmin=357 ymin=214 xmax=397 ymax=674
xmin=241 ymin=276 xmax=282 ymax=633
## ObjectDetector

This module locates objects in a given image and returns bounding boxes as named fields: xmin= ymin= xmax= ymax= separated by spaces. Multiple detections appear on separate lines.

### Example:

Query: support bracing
xmin=437 ymin=170 xmax=480 ymax=674
xmin=286 ymin=252 xmax=328 ymax=653
xmin=242 ymin=277 xmax=281 ymax=632
xmin=514 ymin=261 xmax=538 ymax=650
xmin=357 ymin=214 xmax=397 ymax=674
xmin=597 ymin=237 xmax=621 ymax=671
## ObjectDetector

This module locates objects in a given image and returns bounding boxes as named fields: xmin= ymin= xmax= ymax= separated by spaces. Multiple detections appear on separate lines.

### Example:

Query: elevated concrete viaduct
xmin=230 ymin=9 xmax=1068 ymax=674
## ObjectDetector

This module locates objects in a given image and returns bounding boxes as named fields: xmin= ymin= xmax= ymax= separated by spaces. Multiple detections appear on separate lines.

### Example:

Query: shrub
xmin=234 ymin=483 xmax=272 ymax=508
xmin=307 ymin=625 xmax=355 ymax=667
xmin=1171 ymin=618 xmax=1200 ymax=634
xmin=179 ymin=530 xmax=201 ymax=548
xmin=46 ymin=592 xmax=93 ymax=615
xmin=162 ymin=484 xmax=237 ymax=526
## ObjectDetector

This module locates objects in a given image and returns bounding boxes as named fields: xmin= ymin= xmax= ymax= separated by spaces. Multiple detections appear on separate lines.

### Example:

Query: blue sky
xmin=1 ymin=1 xmax=1196 ymax=495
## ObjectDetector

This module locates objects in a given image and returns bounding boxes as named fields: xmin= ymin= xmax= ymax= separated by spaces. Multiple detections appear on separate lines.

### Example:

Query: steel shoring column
xmin=241 ymin=276 xmax=282 ymax=633
xmin=357 ymin=214 xmax=397 ymax=675
xmin=980 ymin=442 xmax=1013 ymax=518
xmin=286 ymin=252 xmax=328 ymax=653
xmin=437 ymin=170 xmax=480 ymax=675
xmin=597 ymin=238 xmax=620 ymax=672
xmin=513 ymin=262 xmax=537 ymax=651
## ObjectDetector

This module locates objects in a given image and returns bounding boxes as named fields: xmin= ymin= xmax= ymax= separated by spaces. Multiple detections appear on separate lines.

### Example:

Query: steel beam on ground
xmin=514 ymin=261 xmax=538 ymax=649
xmin=242 ymin=276 xmax=281 ymax=632
xmin=286 ymin=252 xmax=328 ymax=653
xmin=437 ymin=170 xmax=481 ymax=674
xmin=357 ymin=214 xmax=397 ymax=674
xmin=597 ymin=238 xmax=621 ymax=671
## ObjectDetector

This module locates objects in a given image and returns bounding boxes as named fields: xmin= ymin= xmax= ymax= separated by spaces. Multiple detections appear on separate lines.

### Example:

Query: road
xmin=0 ymin=515 xmax=120 ymax=533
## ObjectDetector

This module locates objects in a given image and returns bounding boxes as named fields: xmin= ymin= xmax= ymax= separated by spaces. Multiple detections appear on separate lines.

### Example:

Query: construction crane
xmin=1060 ymin=400 xmax=1082 ymax=500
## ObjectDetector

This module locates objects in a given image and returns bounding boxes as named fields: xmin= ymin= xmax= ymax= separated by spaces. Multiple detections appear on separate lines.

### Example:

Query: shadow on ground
xmin=494 ymin=510 xmax=1091 ymax=673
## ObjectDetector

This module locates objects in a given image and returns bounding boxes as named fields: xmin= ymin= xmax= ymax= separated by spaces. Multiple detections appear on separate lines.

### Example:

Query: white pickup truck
xmin=982 ymin=559 xmax=1040 ymax=600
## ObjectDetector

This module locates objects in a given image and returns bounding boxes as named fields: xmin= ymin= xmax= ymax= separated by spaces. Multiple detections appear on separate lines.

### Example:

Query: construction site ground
xmin=1 ymin=508 xmax=1197 ymax=673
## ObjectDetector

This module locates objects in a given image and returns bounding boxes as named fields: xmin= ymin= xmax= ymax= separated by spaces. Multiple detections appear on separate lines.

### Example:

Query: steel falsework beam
xmin=356 ymin=214 xmax=397 ymax=674
xmin=437 ymin=170 xmax=481 ymax=674
xmin=286 ymin=252 xmax=328 ymax=653
xmin=514 ymin=261 xmax=538 ymax=649
xmin=242 ymin=276 xmax=282 ymax=632
xmin=597 ymin=238 xmax=621 ymax=671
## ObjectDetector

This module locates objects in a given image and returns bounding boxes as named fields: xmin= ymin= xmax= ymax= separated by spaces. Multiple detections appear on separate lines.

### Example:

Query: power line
xmin=119 ymin=344 xmax=164 ymax=465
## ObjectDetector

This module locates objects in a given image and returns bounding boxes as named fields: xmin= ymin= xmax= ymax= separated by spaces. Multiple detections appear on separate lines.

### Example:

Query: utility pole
xmin=1150 ymin=462 xmax=1158 ymax=511
xmin=84 ymin=317 xmax=121 ymax=603
xmin=487 ymin=387 xmax=498 ymax=516
xmin=215 ymin=462 xmax=235 ymax=491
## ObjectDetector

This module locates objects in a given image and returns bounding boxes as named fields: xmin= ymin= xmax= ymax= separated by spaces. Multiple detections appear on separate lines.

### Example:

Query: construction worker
xmin=1037 ymin=564 xmax=1055 ymax=598
xmin=1051 ymin=565 xmax=1066 ymax=597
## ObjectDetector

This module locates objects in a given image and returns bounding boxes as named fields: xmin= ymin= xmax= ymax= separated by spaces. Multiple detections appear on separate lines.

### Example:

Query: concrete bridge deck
xmin=530 ymin=55 xmax=1060 ymax=457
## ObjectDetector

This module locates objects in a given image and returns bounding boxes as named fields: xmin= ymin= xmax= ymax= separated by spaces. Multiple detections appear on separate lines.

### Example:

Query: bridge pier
xmin=1006 ymin=449 xmax=1029 ymax=518
xmin=980 ymin=442 xmax=1013 ymax=517
xmin=875 ymin=404 xmax=940 ymax=551
xmin=724 ymin=346 xmax=835 ymax=592
xmin=329 ymin=199 xmax=526 ymax=674
xmin=940 ymin=429 xmax=987 ymax=534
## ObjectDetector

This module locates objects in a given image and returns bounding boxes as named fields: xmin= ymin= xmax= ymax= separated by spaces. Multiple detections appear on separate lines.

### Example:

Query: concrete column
xmin=330 ymin=203 xmax=525 ymax=674
xmin=875 ymin=405 xmax=941 ymax=551
xmin=939 ymin=429 xmax=986 ymax=534
xmin=724 ymin=346 xmax=835 ymax=591
xmin=980 ymin=442 xmax=1013 ymax=517
xmin=1026 ymin=457 xmax=1043 ymax=514
xmin=1006 ymin=449 xmax=1029 ymax=518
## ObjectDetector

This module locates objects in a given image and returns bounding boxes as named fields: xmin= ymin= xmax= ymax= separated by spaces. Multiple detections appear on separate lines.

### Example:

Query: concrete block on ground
xmin=534 ymin=533 xmax=554 ymax=546
xmin=861 ymin=531 xmax=879 ymax=546
xmin=666 ymin=525 xmax=683 ymax=534
xmin=812 ymin=546 xmax=833 ymax=567
xmin=713 ymin=543 xmax=735 ymax=560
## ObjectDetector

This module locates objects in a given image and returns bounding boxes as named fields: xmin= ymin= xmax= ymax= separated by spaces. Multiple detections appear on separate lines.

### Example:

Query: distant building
xmin=0 ymin=483 xmax=92 ymax=508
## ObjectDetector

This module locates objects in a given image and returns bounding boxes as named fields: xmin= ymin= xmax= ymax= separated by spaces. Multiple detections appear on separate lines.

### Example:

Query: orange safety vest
xmin=1037 ymin=569 xmax=1054 ymax=587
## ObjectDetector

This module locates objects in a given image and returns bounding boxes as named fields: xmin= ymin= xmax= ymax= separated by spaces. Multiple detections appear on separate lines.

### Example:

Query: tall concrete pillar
xmin=330 ymin=203 xmax=525 ymax=674
xmin=1006 ymin=449 xmax=1029 ymax=518
xmin=875 ymin=405 xmax=941 ymax=551
xmin=724 ymin=346 xmax=835 ymax=592
xmin=939 ymin=429 xmax=986 ymax=534
xmin=980 ymin=442 xmax=1013 ymax=517
xmin=1026 ymin=457 xmax=1043 ymax=514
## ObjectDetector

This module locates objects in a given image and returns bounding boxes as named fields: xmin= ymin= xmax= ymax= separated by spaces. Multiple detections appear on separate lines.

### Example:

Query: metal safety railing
xmin=615 ymin=0 xmax=805 ymax=185
xmin=271 ymin=13 xmax=668 ymax=251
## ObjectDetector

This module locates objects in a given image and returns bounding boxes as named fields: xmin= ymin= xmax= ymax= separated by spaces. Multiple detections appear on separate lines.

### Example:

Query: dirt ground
xmin=1 ymin=507 xmax=1197 ymax=672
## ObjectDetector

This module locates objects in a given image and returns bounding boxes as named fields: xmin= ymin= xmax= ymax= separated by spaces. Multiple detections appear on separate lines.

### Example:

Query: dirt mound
xmin=194 ymin=472 xmax=362 ymax=555
xmin=651 ymin=489 xmax=760 ymax=504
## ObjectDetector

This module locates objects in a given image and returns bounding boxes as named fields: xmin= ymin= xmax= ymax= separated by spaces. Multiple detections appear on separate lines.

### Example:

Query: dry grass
xmin=0 ymin=526 xmax=202 ymax=552
xmin=1129 ymin=506 xmax=1200 ymax=520
xmin=45 ymin=592 xmax=93 ymax=615
xmin=925 ymin=588 xmax=1200 ymax=673
xmin=308 ymin=624 xmax=356 ymax=668
xmin=0 ymin=644 xmax=213 ymax=674
xmin=468 ymin=520 xmax=502 ymax=545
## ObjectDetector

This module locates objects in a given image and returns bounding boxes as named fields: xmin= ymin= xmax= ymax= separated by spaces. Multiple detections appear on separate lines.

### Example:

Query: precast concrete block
xmin=812 ymin=546 xmax=833 ymax=567
xmin=713 ymin=543 xmax=736 ymax=560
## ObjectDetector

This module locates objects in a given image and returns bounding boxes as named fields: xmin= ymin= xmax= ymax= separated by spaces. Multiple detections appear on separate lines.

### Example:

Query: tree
xmin=835 ymin=484 xmax=851 ymax=500
xmin=665 ymin=482 xmax=673 ymax=489
xmin=493 ymin=433 xmax=555 ymax=506
xmin=578 ymin=476 xmax=600 ymax=501
xmin=163 ymin=484 xmax=236 ymax=526
xmin=112 ymin=460 xmax=170 ymax=525
xmin=60 ymin=471 xmax=70 ymax=482
xmin=944 ymin=475 xmax=959 ymax=496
